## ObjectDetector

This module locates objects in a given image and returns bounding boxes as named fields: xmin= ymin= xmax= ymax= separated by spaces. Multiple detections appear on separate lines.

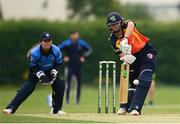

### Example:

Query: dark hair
xmin=70 ymin=30 xmax=79 ymax=35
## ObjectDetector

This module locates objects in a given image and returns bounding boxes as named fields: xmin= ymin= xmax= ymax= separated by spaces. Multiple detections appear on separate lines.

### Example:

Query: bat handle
xmin=121 ymin=52 xmax=130 ymax=65
xmin=123 ymin=61 xmax=127 ymax=65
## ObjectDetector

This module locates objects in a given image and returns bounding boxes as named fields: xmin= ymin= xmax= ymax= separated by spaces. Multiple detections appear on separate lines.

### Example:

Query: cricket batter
xmin=106 ymin=12 xmax=157 ymax=115
xmin=2 ymin=32 xmax=66 ymax=114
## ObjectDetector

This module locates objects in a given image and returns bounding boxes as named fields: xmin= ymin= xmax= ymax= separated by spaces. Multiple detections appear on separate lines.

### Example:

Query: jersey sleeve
xmin=55 ymin=49 xmax=63 ymax=65
xmin=26 ymin=43 xmax=40 ymax=60
xmin=79 ymin=39 xmax=92 ymax=57
xmin=52 ymin=45 xmax=63 ymax=71
xmin=29 ymin=49 xmax=40 ymax=73
xmin=57 ymin=40 xmax=70 ymax=51
xmin=124 ymin=20 xmax=136 ymax=28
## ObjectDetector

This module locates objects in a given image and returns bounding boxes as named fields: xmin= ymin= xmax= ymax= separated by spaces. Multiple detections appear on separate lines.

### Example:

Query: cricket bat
xmin=119 ymin=63 xmax=129 ymax=104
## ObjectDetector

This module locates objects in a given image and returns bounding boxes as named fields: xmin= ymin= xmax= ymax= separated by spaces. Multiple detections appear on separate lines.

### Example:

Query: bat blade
xmin=119 ymin=63 xmax=129 ymax=104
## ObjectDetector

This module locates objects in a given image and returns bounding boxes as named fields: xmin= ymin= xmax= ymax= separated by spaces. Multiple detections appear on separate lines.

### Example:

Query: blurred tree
xmin=121 ymin=4 xmax=152 ymax=20
xmin=67 ymin=0 xmax=88 ymax=18
xmin=178 ymin=3 xmax=180 ymax=12
xmin=0 ymin=2 xmax=2 ymax=19
xmin=67 ymin=0 xmax=152 ymax=20
xmin=0 ymin=20 xmax=180 ymax=84
xmin=67 ymin=0 xmax=120 ymax=18
xmin=89 ymin=0 xmax=120 ymax=17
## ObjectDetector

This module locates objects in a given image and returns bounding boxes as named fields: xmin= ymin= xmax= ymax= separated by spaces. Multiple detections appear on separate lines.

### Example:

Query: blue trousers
xmin=6 ymin=72 xmax=65 ymax=114
xmin=65 ymin=67 xmax=82 ymax=104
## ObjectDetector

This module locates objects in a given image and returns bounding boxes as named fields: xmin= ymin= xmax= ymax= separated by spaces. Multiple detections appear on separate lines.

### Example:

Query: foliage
xmin=0 ymin=3 xmax=2 ymax=19
xmin=67 ymin=0 xmax=120 ymax=18
xmin=120 ymin=4 xmax=152 ymax=20
xmin=67 ymin=0 xmax=152 ymax=20
xmin=0 ymin=20 xmax=180 ymax=84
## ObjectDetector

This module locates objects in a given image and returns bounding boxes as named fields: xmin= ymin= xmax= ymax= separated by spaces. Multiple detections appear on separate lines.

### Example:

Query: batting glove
xmin=119 ymin=38 xmax=132 ymax=54
xmin=120 ymin=54 xmax=136 ymax=64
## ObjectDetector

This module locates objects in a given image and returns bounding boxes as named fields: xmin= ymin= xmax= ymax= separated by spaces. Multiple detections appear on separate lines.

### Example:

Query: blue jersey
xmin=30 ymin=44 xmax=62 ymax=73
xmin=58 ymin=38 xmax=91 ymax=69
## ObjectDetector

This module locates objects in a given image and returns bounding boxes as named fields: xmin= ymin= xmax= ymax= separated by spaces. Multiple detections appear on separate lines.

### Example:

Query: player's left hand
xmin=119 ymin=38 xmax=131 ymax=54
xmin=50 ymin=69 xmax=58 ymax=84
xmin=120 ymin=54 xmax=136 ymax=64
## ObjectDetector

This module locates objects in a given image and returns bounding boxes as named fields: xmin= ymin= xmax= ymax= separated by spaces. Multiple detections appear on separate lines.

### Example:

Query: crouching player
xmin=2 ymin=32 xmax=66 ymax=114
xmin=106 ymin=12 xmax=157 ymax=115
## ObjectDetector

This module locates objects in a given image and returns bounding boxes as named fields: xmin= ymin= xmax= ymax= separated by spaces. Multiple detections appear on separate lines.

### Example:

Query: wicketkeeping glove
xmin=50 ymin=69 xmax=58 ymax=83
xmin=36 ymin=71 xmax=51 ymax=85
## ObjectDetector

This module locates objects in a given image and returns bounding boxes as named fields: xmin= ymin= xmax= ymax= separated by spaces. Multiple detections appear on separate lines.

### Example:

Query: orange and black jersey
xmin=108 ymin=20 xmax=149 ymax=54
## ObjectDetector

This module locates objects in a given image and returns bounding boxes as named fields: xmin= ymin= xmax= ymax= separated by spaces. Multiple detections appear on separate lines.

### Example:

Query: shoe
xmin=129 ymin=109 xmax=140 ymax=116
xmin=117 ymin=108 xmax=127 ymax=115
xmin=57 ymin=110 xmax=66 ymax=115
xmin=50 ymin=108 xmax=66 ymax=115
xmin=50 ymin=108 xmax=54 ymax=114
xmin=2 ymin=108 xmax=13 ymax=114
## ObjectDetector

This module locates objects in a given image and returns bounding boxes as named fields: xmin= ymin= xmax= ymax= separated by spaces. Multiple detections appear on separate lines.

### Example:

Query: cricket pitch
xmin=17 ymin=113 xmax=180 ymax=123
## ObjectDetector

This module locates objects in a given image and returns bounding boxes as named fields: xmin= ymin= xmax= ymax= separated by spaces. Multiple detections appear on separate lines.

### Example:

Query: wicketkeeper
xmin=106 ymin=12 xmax=157 ymax=115
xmin=2 ymin=32 xmax=65 ymax=114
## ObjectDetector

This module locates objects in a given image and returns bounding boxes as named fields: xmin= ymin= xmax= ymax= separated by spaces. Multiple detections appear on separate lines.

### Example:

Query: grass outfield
xmin=0 ymin=84 xmax=180 ymax=123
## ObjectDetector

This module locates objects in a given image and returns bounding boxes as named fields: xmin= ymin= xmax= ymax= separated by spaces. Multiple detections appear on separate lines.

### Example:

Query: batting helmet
xmin=106 ymin=12 xmax=124 ymax=31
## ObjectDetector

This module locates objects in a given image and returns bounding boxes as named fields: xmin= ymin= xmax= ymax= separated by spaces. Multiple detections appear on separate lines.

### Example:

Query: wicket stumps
xmin=98 ymin=61 xmax=116 ymax=114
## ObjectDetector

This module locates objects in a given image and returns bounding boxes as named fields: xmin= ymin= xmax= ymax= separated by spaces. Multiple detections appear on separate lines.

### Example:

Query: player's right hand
xmin=119 ymin=38 xmax=131 ymax=54
xmin=120 ymin=54 xmax=136 ymax=64
xmin=36 ymin=71 xmax=45 ymax=79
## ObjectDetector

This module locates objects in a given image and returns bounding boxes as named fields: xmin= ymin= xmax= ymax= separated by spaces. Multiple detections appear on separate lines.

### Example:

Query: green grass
xmin=0 ymin=84 xmax=180 ymax=122
xmin=0 ymin=114 xmax=97 ymax=123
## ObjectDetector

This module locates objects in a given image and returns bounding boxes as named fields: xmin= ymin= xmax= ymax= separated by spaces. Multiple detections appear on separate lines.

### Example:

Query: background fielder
xmin=58 ymin=31 xmax=92 ymax=105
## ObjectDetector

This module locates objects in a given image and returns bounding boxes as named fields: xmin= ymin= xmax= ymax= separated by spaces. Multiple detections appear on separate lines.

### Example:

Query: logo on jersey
xmin=147 ymin=53 xmax=153 ymax=59
xmin=110 ymin=16 xmax=116 ymax=22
